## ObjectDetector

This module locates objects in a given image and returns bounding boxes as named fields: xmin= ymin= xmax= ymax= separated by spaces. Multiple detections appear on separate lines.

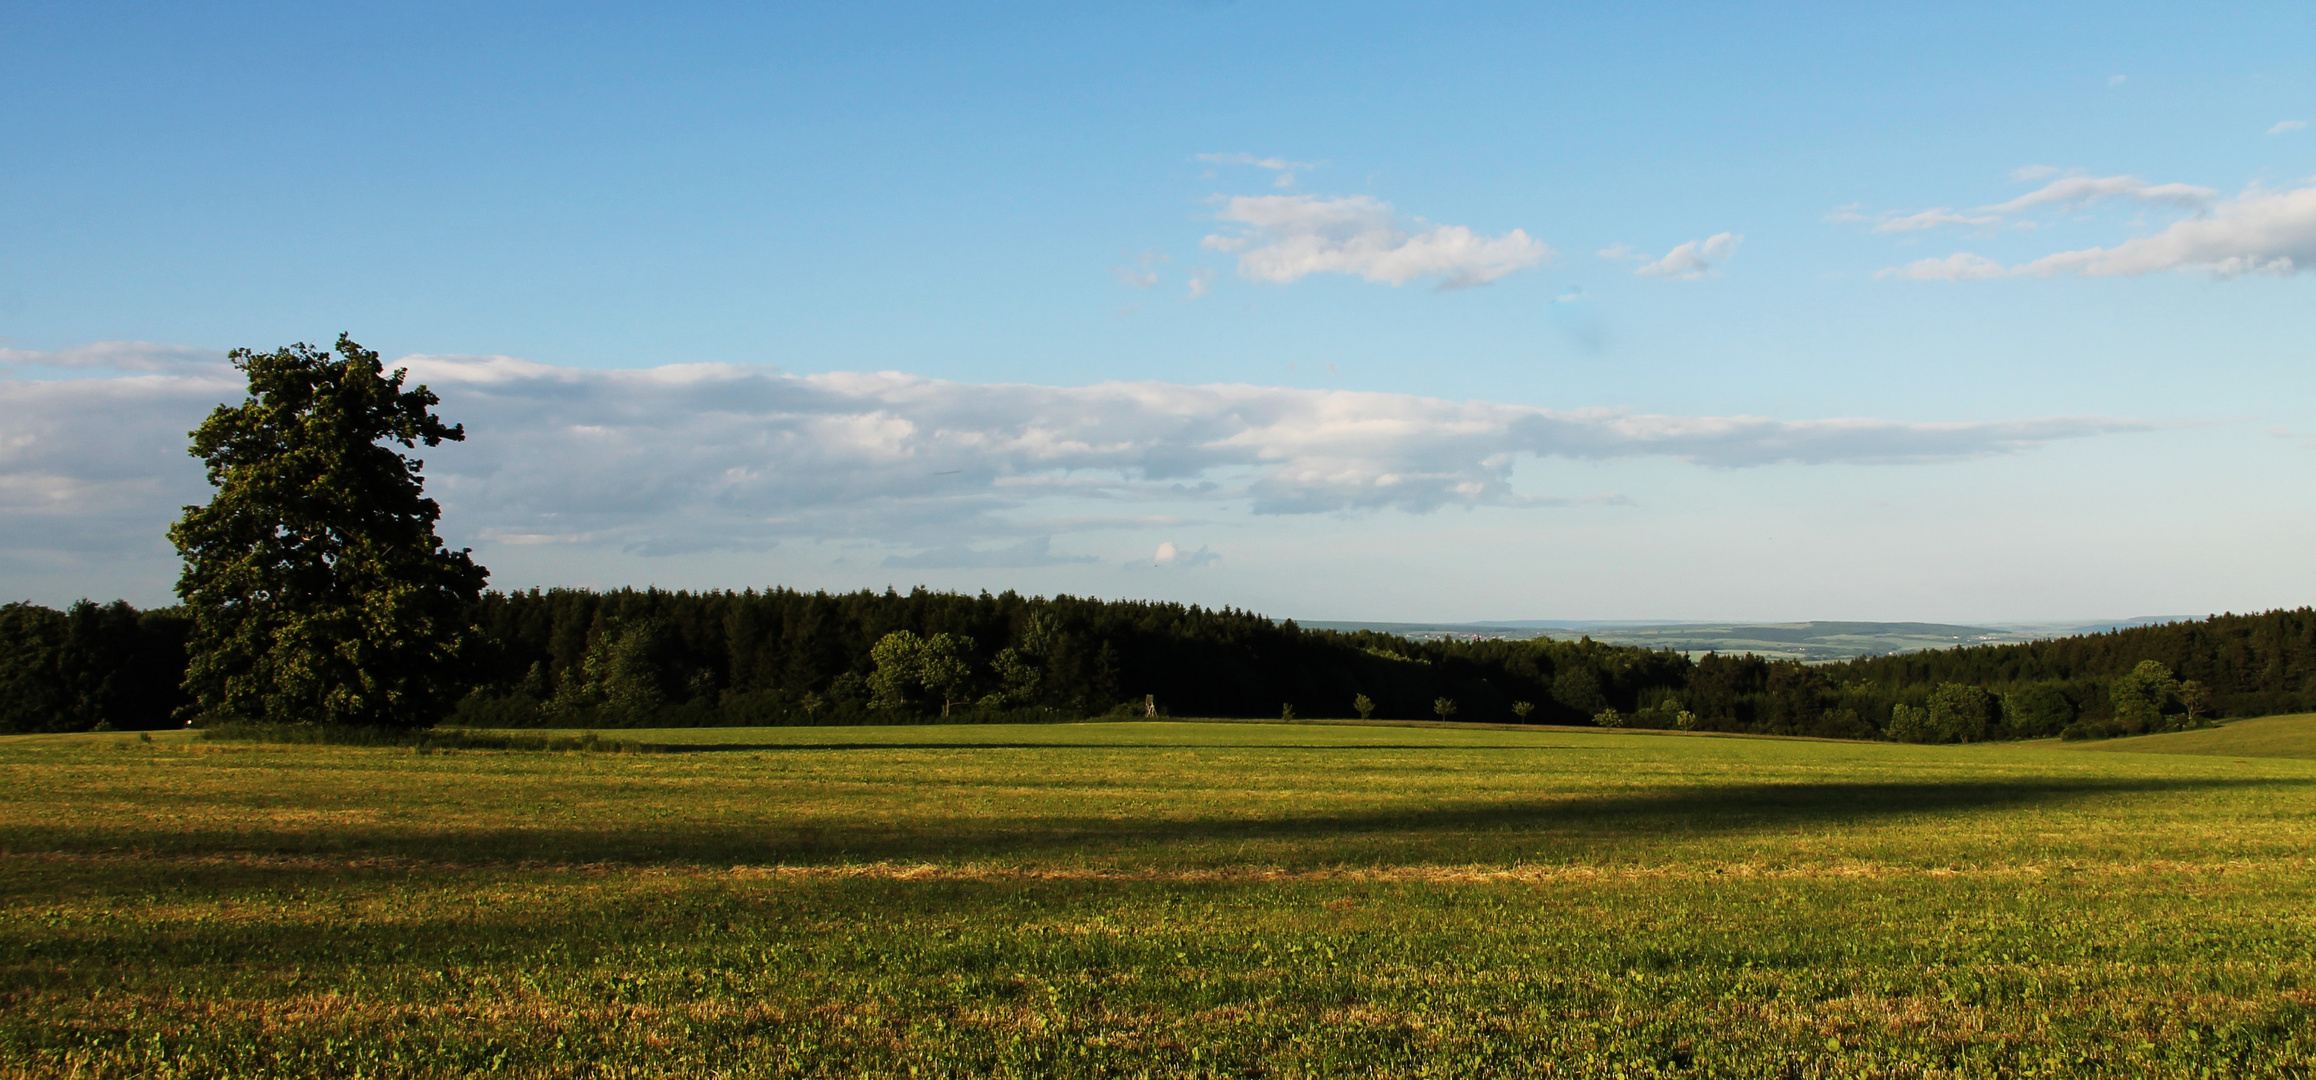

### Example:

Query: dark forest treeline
xmin=452 ymin=587 xmax=1692 ymax=729
xmin=4 ymin=590 xmax=2314 ymax=741
xmin=0 ymin=601 xmax=192 ymax=733
xmin=1824 ymin=608 xmax=2316 ymax=722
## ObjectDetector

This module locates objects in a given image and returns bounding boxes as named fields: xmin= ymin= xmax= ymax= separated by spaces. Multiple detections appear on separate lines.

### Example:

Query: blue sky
xmin=3 ymin=2 xmax=2313 ymax=622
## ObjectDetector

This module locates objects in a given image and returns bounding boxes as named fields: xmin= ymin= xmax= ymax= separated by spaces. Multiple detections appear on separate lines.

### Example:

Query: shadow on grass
xmin=646 ymin=742 xmax=1606 ymax=753
xmin=8 ymin=776 xmax=2306 ymax=869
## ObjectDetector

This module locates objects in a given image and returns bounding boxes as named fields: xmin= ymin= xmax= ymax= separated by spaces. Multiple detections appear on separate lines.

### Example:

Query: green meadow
xmin=6 ymin=718 xmax=2316 ymax=1078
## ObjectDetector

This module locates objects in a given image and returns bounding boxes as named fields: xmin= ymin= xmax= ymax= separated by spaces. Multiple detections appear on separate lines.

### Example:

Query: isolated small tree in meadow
xmin=169 ymin=335 xmax=488 ymax=728
xmin=1592 ymin=708 xmax=1626 ymax=728
xmin=1353 ymin=693 xmax=1376 ymax=720
xmin=1511 ymin=700 xmax=1534 ymax=722
xmin=1433 ymin=697 xmax=1457 ymax=722
xmin=1280 ymin=702 xmax=1296 ymax=721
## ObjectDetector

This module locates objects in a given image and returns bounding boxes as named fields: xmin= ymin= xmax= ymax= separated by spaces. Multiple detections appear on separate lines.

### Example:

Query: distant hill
xmin=1299 ymin=617 xmax=2193 ymax=662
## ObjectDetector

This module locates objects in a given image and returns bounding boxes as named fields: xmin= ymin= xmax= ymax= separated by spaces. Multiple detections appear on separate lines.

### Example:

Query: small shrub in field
xmin=1592 ymin=708 xmax=1625 ymax=728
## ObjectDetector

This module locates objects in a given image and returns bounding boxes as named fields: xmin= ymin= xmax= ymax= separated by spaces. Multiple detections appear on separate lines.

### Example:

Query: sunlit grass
xmin=2065 ymin=711 xmax=2316 ymax=761
xmin=6 ymin=722 xmax=2315 ymax=1076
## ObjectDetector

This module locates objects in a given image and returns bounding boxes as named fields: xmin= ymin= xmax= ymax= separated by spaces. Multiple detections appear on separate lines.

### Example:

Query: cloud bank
xmin=1202 ymin=195 xmax=1552 ymax=289
xmin=0 ymin=347 xmax=2153 ymax=565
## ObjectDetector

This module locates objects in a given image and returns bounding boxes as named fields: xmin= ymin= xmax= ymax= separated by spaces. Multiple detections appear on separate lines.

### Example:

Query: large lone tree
xmin=170 ymin=335 xmax=489 ymax=728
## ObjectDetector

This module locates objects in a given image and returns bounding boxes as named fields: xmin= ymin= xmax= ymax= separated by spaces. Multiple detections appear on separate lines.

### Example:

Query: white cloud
xmin=0 ymin=359 xmax=241 ymax=567
xmin=1196 ymin=152 xmax=1316 ymax=172
xmin=2016 ymin=180 xmax=2316 ymax=277
xmin=1632 ymin=233 xmax=1743 ymax=280
xmin=1596 ymin=243 xmax=1647 ymax=262
xmin=884 ymin=536 xmax=1097 ymax=569
xmin=1844 ymin=173 xmax=2217 ymax=254
xmin=1186 ymin=268 xmax=1214 ymax=300
xmin=1885 ymin=179 xmax=2316 ymax=279
xmin=0 ymin=341 xmax=225 ymax=372
xmin=1875 ymin=253 xmax=2010 ymax=281
xmin=2270 ymin=120 xmax=2308 ymax=136
xmin=1981 ymin=174 xmax=2217 ymax=214
xmin=1203 ymin=195 xmax=1552 ymax=289
xmin=1110 ymin=250 xmax=1168 ymax=288
xmin=1869 ymin=208 xmax=2003 ymax=233
xmin=0 ymin=349 xmax=2156 ymax=564
xmin=1138 ymin=541 xmax=1219 ymax=570
xmin=2107 ymin=75 xmax=2127 ymax=87
xmin=1828 ymin=204 xmax=2000 ymax=233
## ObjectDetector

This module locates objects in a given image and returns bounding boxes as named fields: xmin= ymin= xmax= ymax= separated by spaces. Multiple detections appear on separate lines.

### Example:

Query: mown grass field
xmin=6 ymin=717 xmax=2316 ymax=1077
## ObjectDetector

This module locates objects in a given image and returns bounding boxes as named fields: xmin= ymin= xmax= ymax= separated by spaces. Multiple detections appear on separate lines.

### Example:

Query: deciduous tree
xmin=2108 ymin=660 xmax=2180 ymax=733
xmin=1926 ymin=682 xmax=1996 ymax=743
xmin=2178 ymin=680 xmax=2213 ymax=726
xmin=169 ymin=335 xmax=487 ymax=728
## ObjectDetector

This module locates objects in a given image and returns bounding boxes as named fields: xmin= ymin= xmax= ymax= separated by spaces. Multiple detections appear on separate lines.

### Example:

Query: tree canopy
xmin=168 ymin=335 xmax=488 ymax=728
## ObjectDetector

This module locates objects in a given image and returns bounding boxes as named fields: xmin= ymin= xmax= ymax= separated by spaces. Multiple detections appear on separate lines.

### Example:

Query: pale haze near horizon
xmin=1 ymin=3 xmax=2311 ymax=625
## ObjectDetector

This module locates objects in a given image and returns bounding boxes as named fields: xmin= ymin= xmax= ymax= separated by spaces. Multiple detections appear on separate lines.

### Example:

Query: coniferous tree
xmin=169 ymin=335 xmax=488 ymax=728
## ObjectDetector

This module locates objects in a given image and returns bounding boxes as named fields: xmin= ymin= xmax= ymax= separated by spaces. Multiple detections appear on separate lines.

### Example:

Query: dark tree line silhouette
xmin=4 ymin=590 xmax=2312 ymax=740
xmin=450 ymin=587 xmax=1694 ymax=728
